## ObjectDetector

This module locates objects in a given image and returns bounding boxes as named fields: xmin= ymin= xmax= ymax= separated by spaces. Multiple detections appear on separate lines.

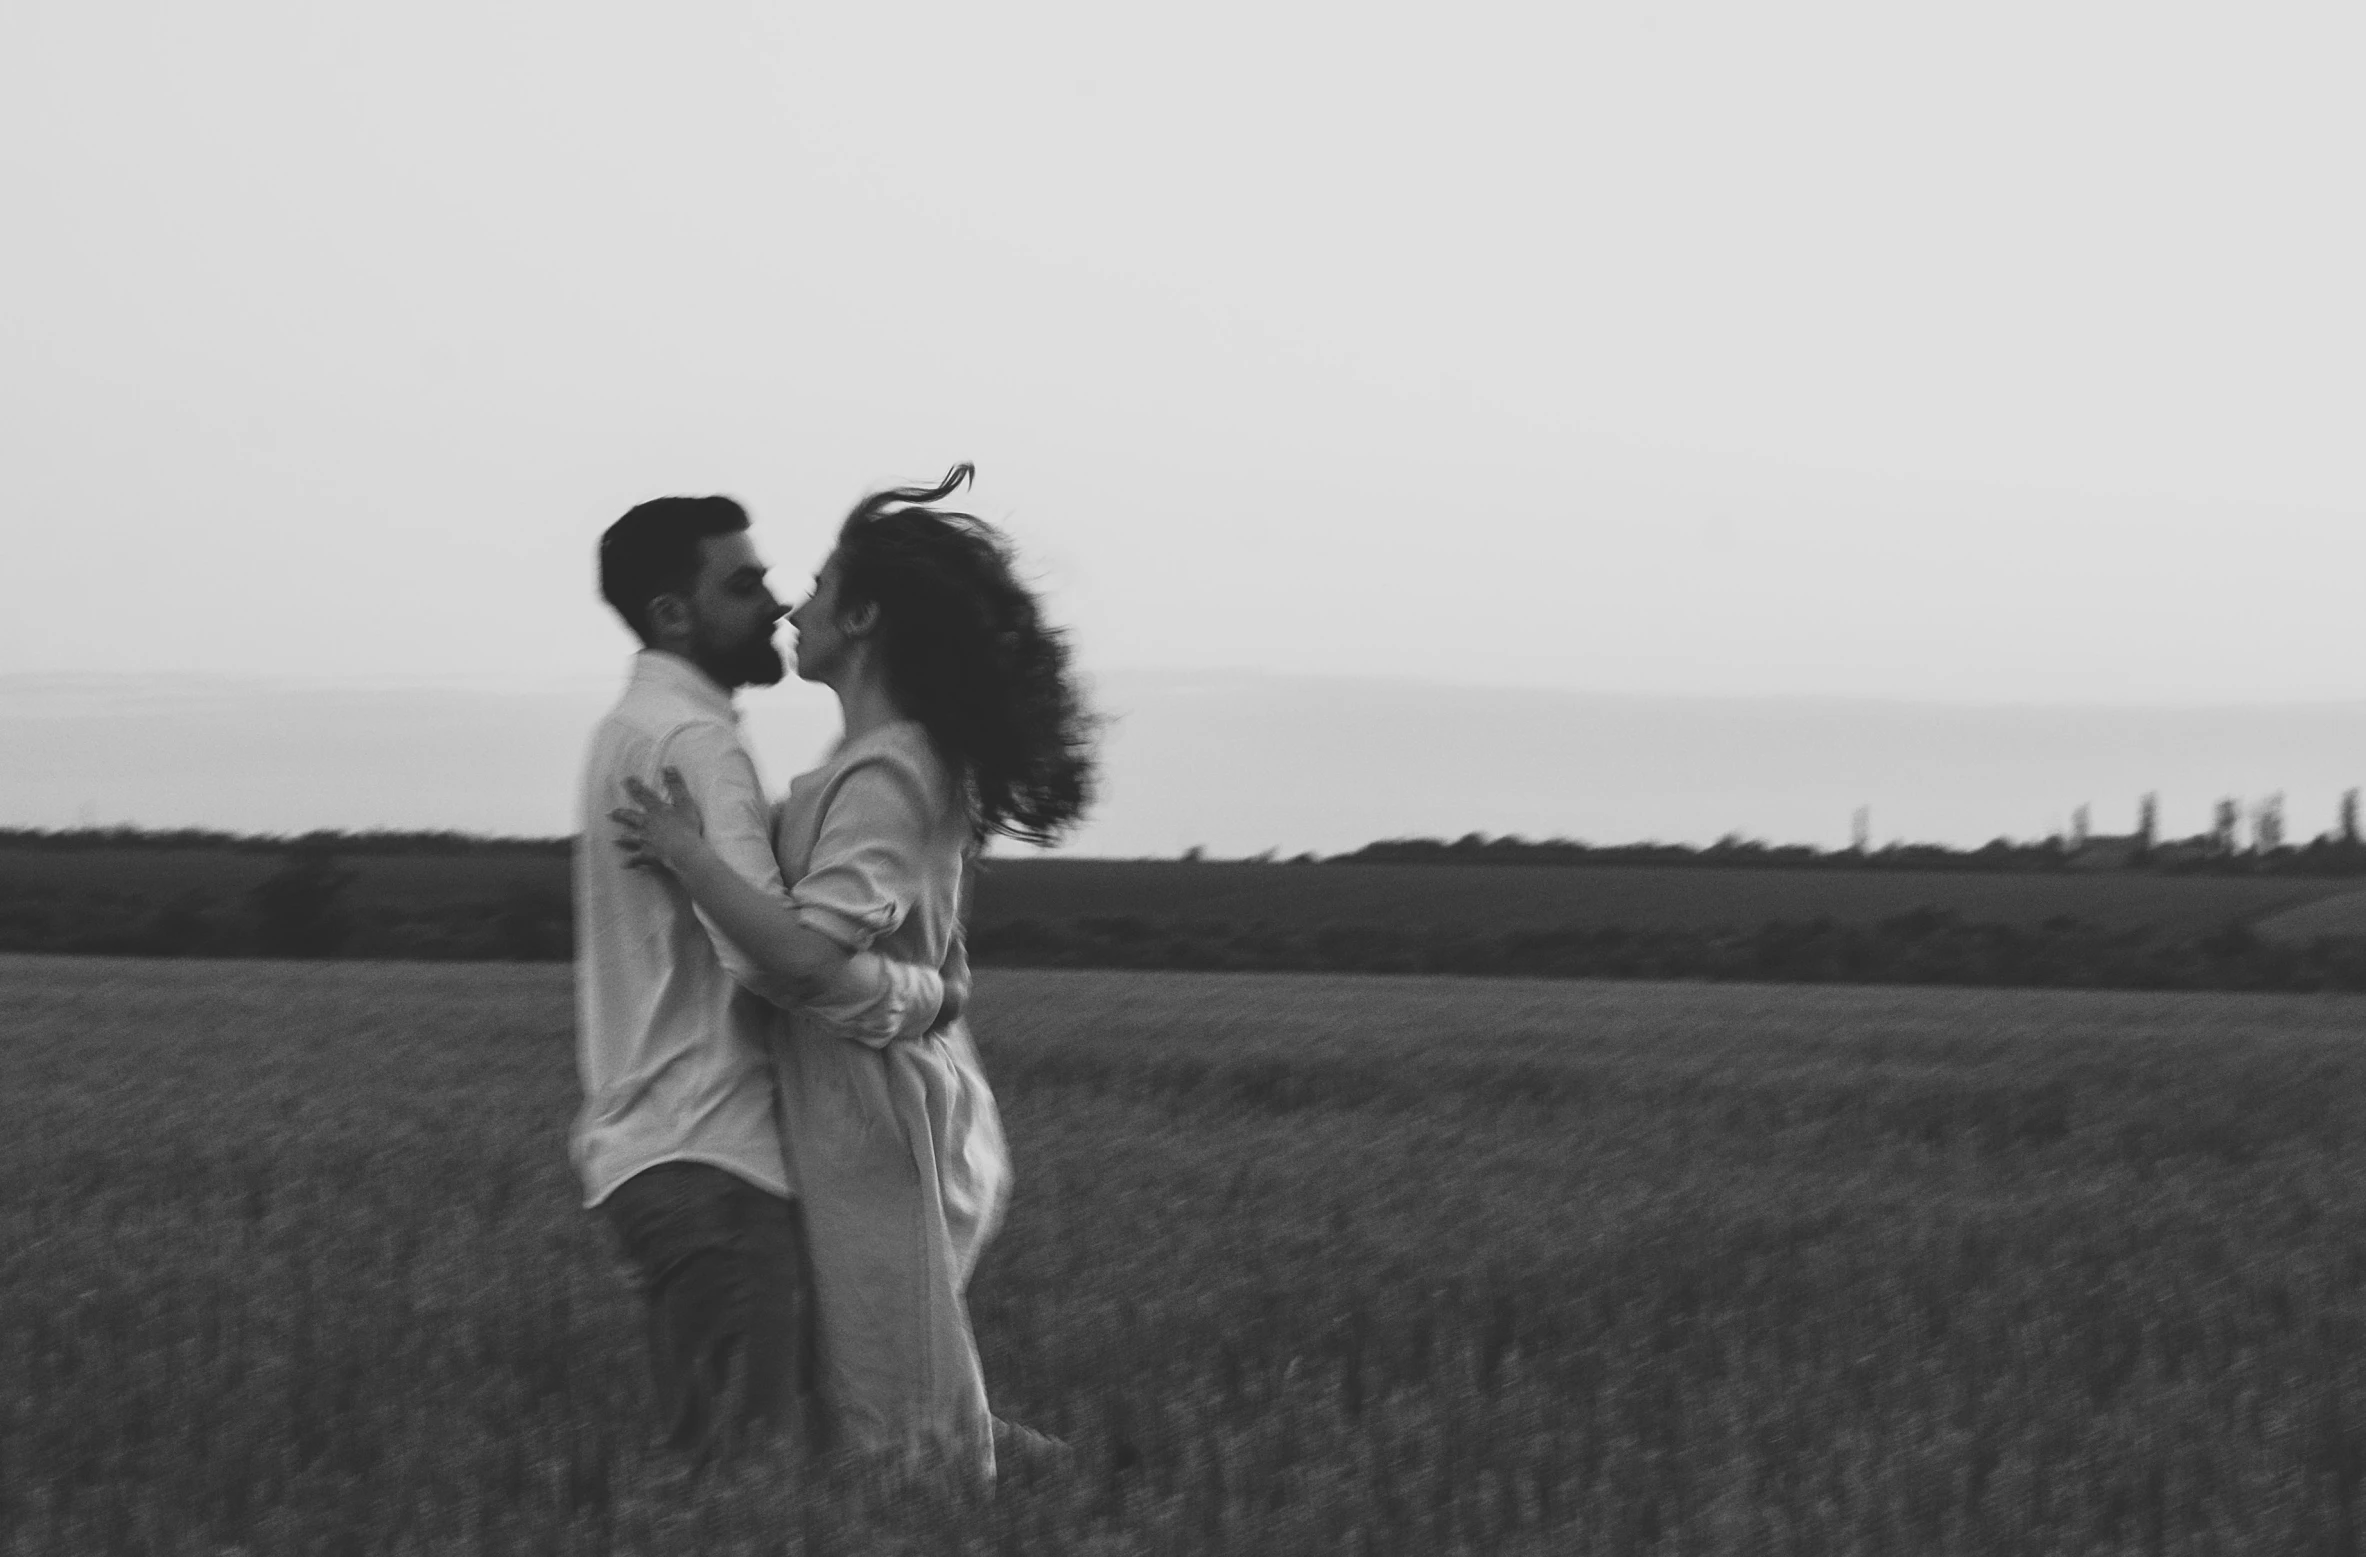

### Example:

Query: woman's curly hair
xmin=833 ymin=465 xmax=1097 ymax=846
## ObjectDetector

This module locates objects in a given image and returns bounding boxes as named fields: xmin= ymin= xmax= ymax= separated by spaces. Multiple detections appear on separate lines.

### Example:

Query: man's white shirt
xmin=571 ymin=651 xmax=943 ymax=1208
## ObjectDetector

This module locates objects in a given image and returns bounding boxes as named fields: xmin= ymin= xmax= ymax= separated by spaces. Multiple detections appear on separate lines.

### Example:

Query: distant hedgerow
xmin=966 ymin=910 xmax=2366 ymax=994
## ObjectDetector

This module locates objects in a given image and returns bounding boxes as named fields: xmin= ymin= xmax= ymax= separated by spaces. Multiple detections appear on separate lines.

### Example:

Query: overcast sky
xmin=4 ymin=3 xmax=2363 ymax=843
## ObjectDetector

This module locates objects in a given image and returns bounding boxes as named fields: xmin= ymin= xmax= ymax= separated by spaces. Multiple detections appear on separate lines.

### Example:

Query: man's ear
xmin=842 ymin=599 xmax=880 ymax=639
xmin=645 ymin=592 xmax=691 ymax=645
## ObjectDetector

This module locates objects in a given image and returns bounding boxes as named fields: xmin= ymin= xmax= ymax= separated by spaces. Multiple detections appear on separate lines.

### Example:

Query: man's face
xmin=681 ymin=531 xmax=787 ymax=689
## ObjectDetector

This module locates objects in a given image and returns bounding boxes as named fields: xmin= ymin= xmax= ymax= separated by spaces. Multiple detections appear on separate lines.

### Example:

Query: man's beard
xmin=695 ymin=621 xmax=787 ymax=688
xmin=727 ymin=638 xmax=788 ymax=688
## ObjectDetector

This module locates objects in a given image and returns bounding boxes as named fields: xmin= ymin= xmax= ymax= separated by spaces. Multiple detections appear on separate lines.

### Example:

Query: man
xmin=574 ymin=495 xmax=945 ymax=1463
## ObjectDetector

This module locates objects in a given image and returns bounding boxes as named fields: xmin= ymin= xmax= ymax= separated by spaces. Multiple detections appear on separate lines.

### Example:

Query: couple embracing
xmin=571 ymin=466 xmax=1091 ymax=1483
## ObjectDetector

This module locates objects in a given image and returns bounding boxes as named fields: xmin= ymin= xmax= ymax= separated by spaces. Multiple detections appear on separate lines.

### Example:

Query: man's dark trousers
xmin=600 ymin=1161 xmax=814 ymax=1460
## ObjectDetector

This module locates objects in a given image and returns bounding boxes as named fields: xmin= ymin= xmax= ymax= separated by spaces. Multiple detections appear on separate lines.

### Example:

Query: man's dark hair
xmin=598 ymin=496 xmax=751 ymax=645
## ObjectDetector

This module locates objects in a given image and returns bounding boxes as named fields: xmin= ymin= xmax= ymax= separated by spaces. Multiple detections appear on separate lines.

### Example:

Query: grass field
xmin=10 ymin=956 xmax=2366 ymax=1553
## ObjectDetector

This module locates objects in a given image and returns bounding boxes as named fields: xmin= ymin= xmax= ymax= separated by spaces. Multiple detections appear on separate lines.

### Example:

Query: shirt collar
xmin=630 ymin=650 xmax=739 ymax=724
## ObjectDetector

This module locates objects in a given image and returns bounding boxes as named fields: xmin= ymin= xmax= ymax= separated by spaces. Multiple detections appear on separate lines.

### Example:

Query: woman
xmin=610 ymin=465 xmax=1094 ymax=1480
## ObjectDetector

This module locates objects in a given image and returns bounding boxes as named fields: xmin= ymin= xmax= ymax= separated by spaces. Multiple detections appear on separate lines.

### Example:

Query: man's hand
xmin=612 ymin=767 xmax=707 ymax=875
xmin=929 ymin=963 xmax=971 ymax=1035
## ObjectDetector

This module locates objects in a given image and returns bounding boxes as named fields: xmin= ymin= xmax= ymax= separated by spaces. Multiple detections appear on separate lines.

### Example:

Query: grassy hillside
xmin=13 ymin=956 xmax=2366 ymax=1552
xmin=2258 ymin=889 xmax=2366 ymax=943
xmin=10 ymin=843 xmax=2366 ymax=988
xmin=0 ymin=844 xmax=558 ymax=908
xmin=6 ymin=845 xmax=2357 ymax=934
xmin=968 ymin=857 xmax=2359 ymax=936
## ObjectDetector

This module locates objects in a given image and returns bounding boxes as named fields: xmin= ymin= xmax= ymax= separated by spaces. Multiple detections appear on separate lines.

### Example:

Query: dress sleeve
xmin=790 ymin=747 xmax=937 ymax=953
xmin=787 ymin=743 xmax=950 ymax=1047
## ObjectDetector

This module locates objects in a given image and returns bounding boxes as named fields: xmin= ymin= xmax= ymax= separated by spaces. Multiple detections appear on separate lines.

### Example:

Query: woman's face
xmin=787 ymin=550 xmax=850 ymax=683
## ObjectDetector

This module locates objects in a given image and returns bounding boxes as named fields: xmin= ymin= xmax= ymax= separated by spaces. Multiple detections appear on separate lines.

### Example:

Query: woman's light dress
xmin=769 ymin=719 xmax=1011 ymax=1479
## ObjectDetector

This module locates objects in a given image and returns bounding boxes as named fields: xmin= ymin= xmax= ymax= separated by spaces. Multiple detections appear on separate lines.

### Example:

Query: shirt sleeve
xmin=651 ymin=721 xmax=791 ymax=999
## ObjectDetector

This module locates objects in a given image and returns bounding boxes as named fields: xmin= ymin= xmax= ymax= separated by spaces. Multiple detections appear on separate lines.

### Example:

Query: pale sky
xmin=4 ymin=2 xmax=2364 ymax=840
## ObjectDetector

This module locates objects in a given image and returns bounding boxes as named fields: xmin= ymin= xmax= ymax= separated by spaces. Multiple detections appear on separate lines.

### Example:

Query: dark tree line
xmin=969 ymin=910 xmax=2366 ymax=993
xmin=0 ymin=845 xmax=570 ymax=962
xmin=1330 ymin=827 xmax=2366 ymax=876
xmin=0 ymin=826 xmax=570 ymax=857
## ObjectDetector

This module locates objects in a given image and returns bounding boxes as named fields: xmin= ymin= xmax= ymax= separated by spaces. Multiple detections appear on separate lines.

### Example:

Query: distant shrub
xmin=134 ymin=891 xmax=230 ymax=957
xmin=247 ymin=848 xmax=357 ymax=959
xmin=491 ymin=884 xmax=573 ymax=961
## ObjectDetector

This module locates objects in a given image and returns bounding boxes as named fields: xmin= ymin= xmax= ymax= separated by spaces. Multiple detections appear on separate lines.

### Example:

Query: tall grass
xmin=6 ymin=957 xmax=2366 ymax=1552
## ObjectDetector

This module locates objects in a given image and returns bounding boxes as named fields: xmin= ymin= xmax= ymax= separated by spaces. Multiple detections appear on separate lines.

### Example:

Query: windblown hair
xmin=834 ymin=466 xmax=1096 ymax=846
xmin=598 ymin=496 xmax=750 ymax=644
